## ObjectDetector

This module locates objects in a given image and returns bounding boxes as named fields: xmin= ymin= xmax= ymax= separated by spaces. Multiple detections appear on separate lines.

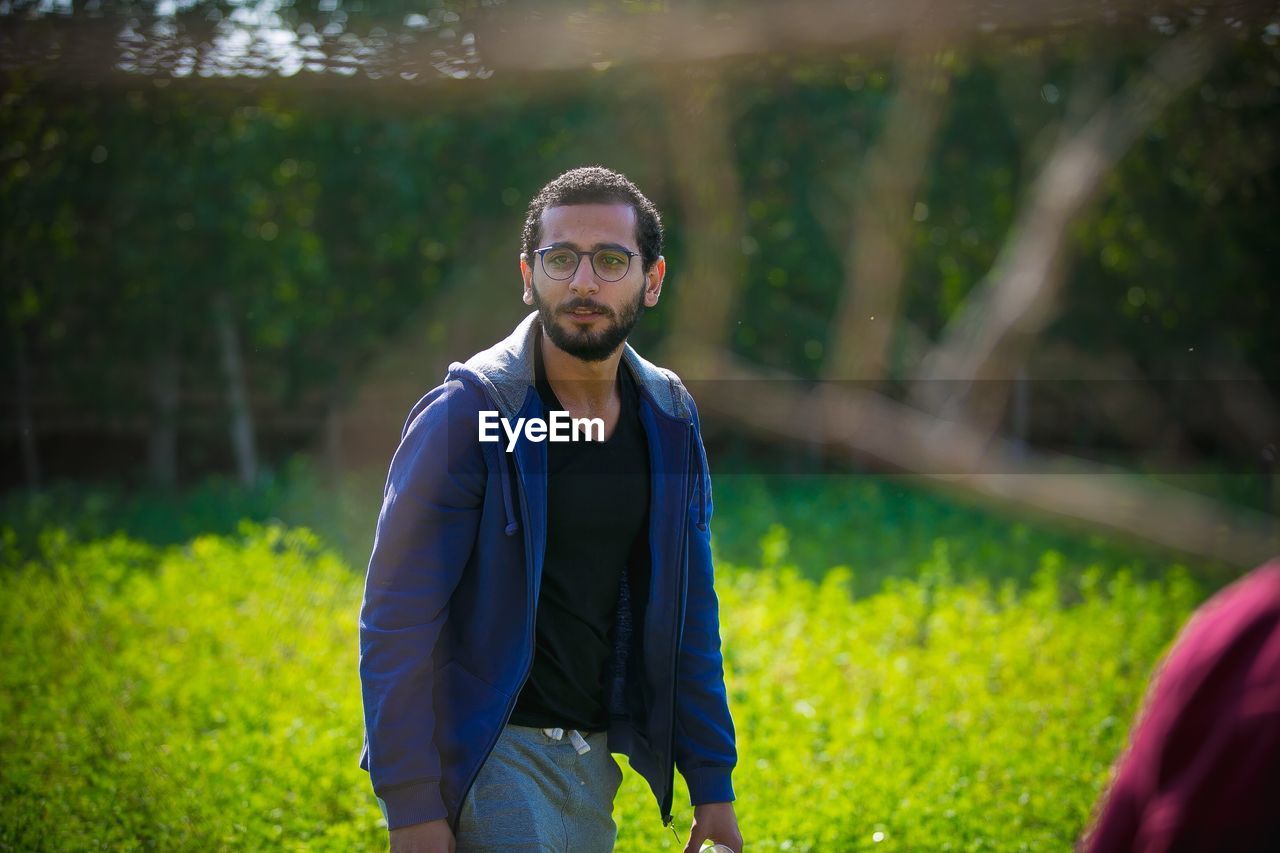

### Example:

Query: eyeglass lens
xmin=541 ymin=248 xmax=632 ymax=282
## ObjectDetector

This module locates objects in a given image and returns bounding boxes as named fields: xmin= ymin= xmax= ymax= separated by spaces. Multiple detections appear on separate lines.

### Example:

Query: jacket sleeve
xmin=675 ymin=392 xmax=739 ymax=806
xmin=358 ymin=378 xmax=487 ymax=830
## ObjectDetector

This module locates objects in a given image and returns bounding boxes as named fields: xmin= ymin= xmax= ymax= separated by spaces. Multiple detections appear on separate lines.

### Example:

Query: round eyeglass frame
xmin=533 ymin=245 xmax=641 ymax=283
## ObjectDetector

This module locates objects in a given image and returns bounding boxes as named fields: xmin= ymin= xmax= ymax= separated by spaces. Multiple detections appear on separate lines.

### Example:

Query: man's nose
xmin=568 ymin=258 xmax=600 ymax=296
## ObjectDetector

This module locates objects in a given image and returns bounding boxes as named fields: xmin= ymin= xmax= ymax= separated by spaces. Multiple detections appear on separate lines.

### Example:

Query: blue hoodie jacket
xmin=358 ymin=311 xmax=737 ymax=833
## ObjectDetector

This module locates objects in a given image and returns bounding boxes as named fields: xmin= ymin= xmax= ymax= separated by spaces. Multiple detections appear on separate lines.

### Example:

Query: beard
xmin=532 ymin=284 xmax=646 ymax=363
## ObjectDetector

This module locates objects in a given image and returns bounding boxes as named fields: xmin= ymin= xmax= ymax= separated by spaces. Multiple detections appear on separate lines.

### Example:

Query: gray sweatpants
xmin=454 ymin=723 xmax=622 ymax=852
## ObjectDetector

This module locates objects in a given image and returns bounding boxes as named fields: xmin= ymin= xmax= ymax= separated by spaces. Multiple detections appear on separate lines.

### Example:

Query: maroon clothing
xmin=1085 ymin=560 xmax=1280 ymax=852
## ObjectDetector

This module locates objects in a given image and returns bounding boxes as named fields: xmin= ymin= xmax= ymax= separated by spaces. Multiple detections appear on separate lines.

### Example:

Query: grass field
xmin=2 ymin=463 xmax=1231 ymax=591
xmin=1 ymin=492 xmax=1208 ymax=850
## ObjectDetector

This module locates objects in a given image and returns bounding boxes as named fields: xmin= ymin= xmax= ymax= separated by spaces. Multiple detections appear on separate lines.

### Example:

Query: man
xmin=359 ymin=166 xmax=743 ymax=853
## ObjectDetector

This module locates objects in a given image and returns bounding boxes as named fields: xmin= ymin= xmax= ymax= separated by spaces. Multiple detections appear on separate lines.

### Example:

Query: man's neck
xmin=539 ymin=331 xmax=623 ymax=413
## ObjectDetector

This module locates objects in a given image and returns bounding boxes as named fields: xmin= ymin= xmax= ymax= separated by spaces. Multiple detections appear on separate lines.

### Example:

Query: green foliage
xmin=0 ymin=457 xmax=385 ymax=570
xmin=4 ymin=23 xmax=1278 ymax=484
xmin=709 ymin=474 xmax=1223 ymax=594
xmin=3 ymin=465 xmax=1227 ymax=595
xmin=1 ymin=523 xmax=382 ymax=850
xmin=624 ymin=556 xmax=1200 ymax=851
xmin=1066 ymin=31 xmax=1280 ymax=378
xmin=1 ymin=522 xmax=1203 ymax=850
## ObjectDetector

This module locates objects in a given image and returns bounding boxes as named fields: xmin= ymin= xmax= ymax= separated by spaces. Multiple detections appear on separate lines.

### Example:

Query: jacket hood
xmin=448 ymin=311 xmax=692 ymax=423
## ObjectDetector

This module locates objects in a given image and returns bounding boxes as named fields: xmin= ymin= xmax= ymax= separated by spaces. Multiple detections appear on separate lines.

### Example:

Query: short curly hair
xmin=521 ymin=166 xmax=663 ymax=272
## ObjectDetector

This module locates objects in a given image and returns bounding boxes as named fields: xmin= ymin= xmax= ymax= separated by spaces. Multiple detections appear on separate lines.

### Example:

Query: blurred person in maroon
xmin=1083 ymin=559 xmax=1280 ymax=851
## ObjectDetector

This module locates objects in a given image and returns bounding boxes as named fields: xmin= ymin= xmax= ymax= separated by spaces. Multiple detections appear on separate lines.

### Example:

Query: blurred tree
xmin=1 ymin=1 xmax=1276 ymax=560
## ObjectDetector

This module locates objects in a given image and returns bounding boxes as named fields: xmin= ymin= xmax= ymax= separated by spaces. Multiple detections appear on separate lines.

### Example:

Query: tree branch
xmin=911 ymin=24 xmax=1224 ymax=424
xmin=824 ymin=30 xmax=951 ymax=381
xmin=671 ymin=344 xmax=1278 ymax=569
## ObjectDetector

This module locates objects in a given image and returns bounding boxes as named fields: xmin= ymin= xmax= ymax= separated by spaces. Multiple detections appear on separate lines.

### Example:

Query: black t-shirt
xmin=508 ymin=328 xmax=651 ymax=732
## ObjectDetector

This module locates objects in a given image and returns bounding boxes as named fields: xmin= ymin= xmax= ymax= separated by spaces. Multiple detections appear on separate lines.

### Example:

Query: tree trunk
xmin=825 ymin=33 xmax=949 ymax=382
xmin=212 ymin=289 xmax=258 ymax=487
xmin=147 ymin=326 xmax=180 ymax=489
xmin=1010 ymin=366 xmax=1029 ymax=462
xmin=12 ymin=324 xmax=41 ymax=490
xmin=661 ymin=68 xmax=745 ymax=372
xmin=324 ymin=389 xmax=343 ymax=485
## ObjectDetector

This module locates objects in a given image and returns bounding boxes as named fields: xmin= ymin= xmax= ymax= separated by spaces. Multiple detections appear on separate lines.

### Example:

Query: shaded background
xmin=3 ymin=1 xmax=1277 ymax=571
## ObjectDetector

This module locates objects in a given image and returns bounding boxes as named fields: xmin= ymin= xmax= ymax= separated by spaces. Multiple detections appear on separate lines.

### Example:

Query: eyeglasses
xmin=533 ymin=245 xmax=640 ymax=283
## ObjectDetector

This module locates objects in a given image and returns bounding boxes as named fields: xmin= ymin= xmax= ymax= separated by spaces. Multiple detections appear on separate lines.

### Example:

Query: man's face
xmin=521 ymin=203 xmax=663 ymax=363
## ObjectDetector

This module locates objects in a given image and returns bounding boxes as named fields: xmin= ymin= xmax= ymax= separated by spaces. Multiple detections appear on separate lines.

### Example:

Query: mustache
xmin=558 ymin=299 xmax=614 ymax=317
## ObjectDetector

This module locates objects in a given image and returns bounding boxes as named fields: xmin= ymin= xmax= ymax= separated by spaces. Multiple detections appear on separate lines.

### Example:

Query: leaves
xmin=1 ymin=514 xmax=1202 ymax=850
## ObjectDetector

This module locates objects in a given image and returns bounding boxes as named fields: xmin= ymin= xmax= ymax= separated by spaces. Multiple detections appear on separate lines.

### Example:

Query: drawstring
xmin=542 ymin=727 xmax=592 ymax=755
xmin=497 ymin=447 xmax=519 ymax=536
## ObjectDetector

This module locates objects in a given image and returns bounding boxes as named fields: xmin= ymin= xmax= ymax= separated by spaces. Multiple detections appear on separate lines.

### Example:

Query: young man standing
xmin=359 ymin=167 xmax=743 ymax=852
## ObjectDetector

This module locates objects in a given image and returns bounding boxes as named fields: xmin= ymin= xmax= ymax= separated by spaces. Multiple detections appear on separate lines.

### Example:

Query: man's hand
xmin=389 ymin=817 xmax=455 ymax=853
xmin=683 ymin=801 xmax=744 ymax=853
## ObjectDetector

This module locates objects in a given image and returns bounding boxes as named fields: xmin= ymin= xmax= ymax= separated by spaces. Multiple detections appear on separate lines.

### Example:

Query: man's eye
xmin=599 ymin=253 xmax=625 ymax=267
xmin=546 ymin=251 xmax=576 ymax=268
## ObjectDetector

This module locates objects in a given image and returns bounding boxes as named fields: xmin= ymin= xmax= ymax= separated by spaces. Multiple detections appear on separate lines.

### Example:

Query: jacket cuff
xmin=683 ymin=765 xmax=736 ymax=807
xmin=378 ymin=780 xmax=448 ymax=831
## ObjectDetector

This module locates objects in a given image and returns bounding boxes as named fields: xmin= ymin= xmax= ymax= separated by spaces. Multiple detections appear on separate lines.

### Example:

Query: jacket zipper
xmin=454 ymin=381 xmax=697 ymax=830
xmin=454 ymin=449 xmax=538 ymax=829
xmin=662 ymin=422 xmax=697 ymax=827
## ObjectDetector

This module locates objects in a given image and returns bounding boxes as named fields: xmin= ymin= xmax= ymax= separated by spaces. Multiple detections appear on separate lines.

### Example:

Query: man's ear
xmin=643 ymin=255 xmax=666 ymax=307
xmin=520 ymin=254 xmax=534 ymax=305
